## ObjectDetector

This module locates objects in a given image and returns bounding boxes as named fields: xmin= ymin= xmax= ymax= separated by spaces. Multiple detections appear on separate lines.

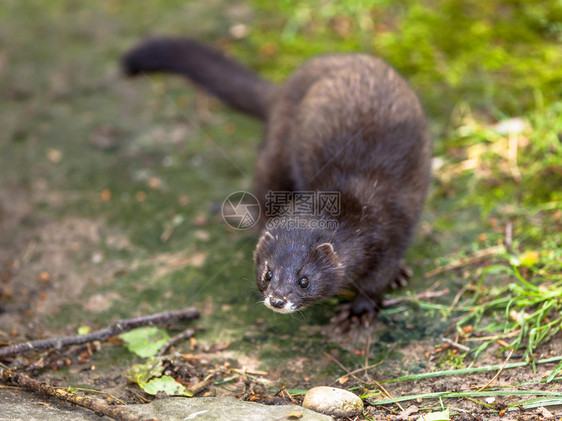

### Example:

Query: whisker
xmin=290 ymin=310 xmax=306 ymax=321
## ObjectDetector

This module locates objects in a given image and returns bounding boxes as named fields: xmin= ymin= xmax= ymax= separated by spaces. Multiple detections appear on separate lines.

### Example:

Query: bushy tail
xmin=122 ymin=37 xmax=275 ymax=120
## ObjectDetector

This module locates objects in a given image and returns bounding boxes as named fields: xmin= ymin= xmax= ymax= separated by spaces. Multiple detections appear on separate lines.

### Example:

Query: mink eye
xmin=298 ymin=276 xmax=309 ymax=288
xmin=264 ymin=269 xmax=273 ymax=282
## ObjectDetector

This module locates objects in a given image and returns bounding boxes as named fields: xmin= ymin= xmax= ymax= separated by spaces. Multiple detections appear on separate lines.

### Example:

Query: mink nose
xmin=270 ymin=297 xmax=286 ymax=309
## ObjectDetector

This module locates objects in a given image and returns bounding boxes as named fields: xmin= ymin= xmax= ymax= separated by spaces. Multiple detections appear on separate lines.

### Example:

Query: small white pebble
xmin=302 ymin=386 xmax=363 ymax=417
xmin=46 ymin=148 xmax=63 ymax=164
xmin=485 ymin=397 xmax=496 ymax=404
xmin=229 ymin=24 xmax=248 ymax=39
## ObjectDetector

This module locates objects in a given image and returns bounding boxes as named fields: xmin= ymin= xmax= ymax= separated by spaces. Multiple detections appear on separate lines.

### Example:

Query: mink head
xmin=253 ymin=227 xmax=345 ymax=314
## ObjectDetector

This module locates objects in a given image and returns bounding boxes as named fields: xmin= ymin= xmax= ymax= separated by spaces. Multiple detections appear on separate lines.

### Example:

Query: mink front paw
xmin=389 ymin=265 xmax=413 ymax=290
xmin=330 ymin=305 xmax=376 ymax=334
xmin=331 ymin=295 xmax=379 ymax=334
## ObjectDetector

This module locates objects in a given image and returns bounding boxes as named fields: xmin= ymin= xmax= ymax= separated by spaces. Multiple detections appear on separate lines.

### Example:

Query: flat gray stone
xmin=127 ymin=397 xmax=333 ymax=421
xmin=0 ymin=389 xmax=100 ymax=421
xmin=0 ymin=390 xmax=332 ymax=421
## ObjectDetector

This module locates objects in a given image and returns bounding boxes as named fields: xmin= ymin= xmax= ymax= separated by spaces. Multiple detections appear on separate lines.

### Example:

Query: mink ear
xmin=254 ymin=231 xmax=274 ymax=262
xmin=314 ymin=243 xmax=342 ymax=268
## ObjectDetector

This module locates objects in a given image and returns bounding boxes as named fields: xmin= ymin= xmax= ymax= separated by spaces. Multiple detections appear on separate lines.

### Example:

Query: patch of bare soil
xmin=0 ymin=185 xmax=125 ymax=337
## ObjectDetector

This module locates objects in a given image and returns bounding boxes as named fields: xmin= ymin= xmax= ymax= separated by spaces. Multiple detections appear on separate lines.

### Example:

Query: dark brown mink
xmin=122 ymin=37 xmax=432 ymax=323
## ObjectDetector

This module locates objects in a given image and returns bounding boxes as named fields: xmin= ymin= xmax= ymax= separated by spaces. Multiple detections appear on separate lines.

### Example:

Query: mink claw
xmin=389 ymin=265 xmax=413 ymax=290
xmin=360 ymin=311 xmax=375 ymax=328
xmin=330 ymin=302 xmax=377 ymax=333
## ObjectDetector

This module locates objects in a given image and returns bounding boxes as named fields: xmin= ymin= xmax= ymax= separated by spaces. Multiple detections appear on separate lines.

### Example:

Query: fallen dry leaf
xmin=46 ymin=148 xmax=62 ymax=164
xmin=148 ymin=177 xmax=161 ymax=189
xmin=100 ymin=189 xmax=111 ymax=202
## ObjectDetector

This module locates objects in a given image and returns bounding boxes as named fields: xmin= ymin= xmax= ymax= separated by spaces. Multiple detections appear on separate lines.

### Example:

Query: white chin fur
xmin=264 ymin=296 xmax=297 ymax=314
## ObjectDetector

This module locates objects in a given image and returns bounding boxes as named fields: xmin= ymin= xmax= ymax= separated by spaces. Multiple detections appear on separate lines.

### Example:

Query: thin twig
xmin=0 ymin=308 xmax=199 ymax=358
xmin=156 ymin=328 xmax=195 ymax=356
xmin=475 ymin=348 xmax=514 ymax=392
xmin=0 ymin=369 xmax=157 ymax=421
xmin=231 ymin=368 xmax=269 ymax=376
xmin=364 ymin=334 xmax=372 ymax=382
xmin=324 ymin=351 xmax=403 ymax=409
xmin=372 ymin=379 xmax=404 ymax=411
xmin=281 ymin=388 xmax=297 ymax=404
xmin=323 ymin=352 xmax=363 ymax=383
xmin=188 ymin=373 xmax=214 ymax=395
xmin=332 ymin=362 xmax=384 ymax=386
xmin=347 ymin=362 xmax=384 ymax=377
xmin=505 ymin=221 xmax=513 ymax=250
xmin=447 ymin=283 xmax=470 ymax=315
xmin=72 ymin=387 xmax=126 ymax=405
xmin=442 ymin=338 xmax=471 ymax=353
xmin=383 ymin=289 xmax=450 ymax=307
xmin=463 ymin=330 xmax=521 ymax=342
xmin=423 ymin=246 xmax=503 ymax=279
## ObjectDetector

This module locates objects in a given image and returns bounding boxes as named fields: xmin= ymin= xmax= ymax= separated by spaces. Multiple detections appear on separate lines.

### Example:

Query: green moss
xmin=244 ymin=0 xmax=562 ymax=124
xmin=438 ymin=350 xmax=466 ymax=370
